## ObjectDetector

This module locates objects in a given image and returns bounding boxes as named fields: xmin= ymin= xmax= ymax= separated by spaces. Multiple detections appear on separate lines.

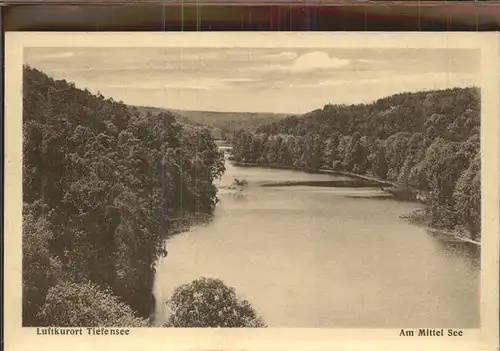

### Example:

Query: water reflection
xmin=427 ymin=231 xmax=481 ymax=269
xmin=224 ymin=191 xmax=248 ymax=202
xmin=155 ymin=163 xmax=480 ymax=328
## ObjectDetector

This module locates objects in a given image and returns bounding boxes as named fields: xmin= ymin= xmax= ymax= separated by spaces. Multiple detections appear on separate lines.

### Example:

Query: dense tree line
xmin=22 ymin=66 xmax=225 ymax=326
xmin=134 ymin=107 xmax=291 ymax=142
xmin=232 ymin=87 xmax=481 ymax=240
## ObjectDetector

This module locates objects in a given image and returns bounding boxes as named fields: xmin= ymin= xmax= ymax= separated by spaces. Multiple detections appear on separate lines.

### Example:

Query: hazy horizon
xmin=25 ymin=47 xmax=480 ymax=114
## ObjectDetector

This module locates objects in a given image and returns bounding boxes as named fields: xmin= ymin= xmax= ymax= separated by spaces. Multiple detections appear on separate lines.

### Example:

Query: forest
xmin=231 ymin=87 xmax=481 ymax=240
xmin=22 ymin=66 xmax=226 ymax=326
xmin=21 ymin=64 xmax=481 ymax=327
xmin=133 ymin=106 xmax=290 ymax=141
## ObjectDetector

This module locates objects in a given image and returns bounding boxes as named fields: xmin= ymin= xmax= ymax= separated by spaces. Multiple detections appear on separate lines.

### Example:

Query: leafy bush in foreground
xmin=22 ymin=202 xmax=63 ymax=326
xmin=164 ymin=277 xmax=266 ymax=328
xmin=38 ymin=281 xmax=150 ymax=327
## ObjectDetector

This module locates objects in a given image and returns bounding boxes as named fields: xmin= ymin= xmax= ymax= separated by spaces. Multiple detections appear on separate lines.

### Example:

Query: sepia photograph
xmin=20 ymin=43 xmax=483 ymax=329
xmin=4 ymin=32 xmax=499 ymax=351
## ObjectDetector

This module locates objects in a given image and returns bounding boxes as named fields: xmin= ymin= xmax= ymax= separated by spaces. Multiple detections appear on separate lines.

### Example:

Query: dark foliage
xmin=22 ymin=66 xmax=225 ymax=326
xmin=38 ymin=281 xmax=150 ymax=327
xmin=164 ymin=277 xmax=266 ymax=328
xmin=232 ymin=87 xmax=481 ymax=240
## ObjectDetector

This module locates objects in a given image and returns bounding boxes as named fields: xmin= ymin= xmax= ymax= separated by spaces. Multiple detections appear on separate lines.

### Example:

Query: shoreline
xmin=231 ymin=161 xmax=394 ymax=186
xmin=425 ymin=227 xmax=481 ymax=246
xmin=231 ymin=161 xmax=427 ymax=201
xmin=399 ymin=210 xmax=481 ymax=246
xmin=231 ymin=161 xmax=480 ymax=246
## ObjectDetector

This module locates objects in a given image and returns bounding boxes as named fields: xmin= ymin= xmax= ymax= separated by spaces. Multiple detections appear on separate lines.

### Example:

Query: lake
xmin=153 ymin=161 xmax=480 ymax=328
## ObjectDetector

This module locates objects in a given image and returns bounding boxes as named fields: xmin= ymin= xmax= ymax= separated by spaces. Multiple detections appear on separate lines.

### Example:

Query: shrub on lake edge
xmin=399 ymin=208 xmax=428 ymax=226
xmin=163 ymin=277 xmax=267 ymax=328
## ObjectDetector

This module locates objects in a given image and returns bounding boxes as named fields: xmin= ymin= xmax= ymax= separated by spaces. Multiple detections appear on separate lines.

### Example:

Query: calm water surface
xmin=153 ymin=162 xmax=480 ymax=328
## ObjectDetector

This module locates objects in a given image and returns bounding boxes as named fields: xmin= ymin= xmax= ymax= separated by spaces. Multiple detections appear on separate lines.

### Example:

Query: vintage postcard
xmin=4 ymin=32 xmax=499 ymax=351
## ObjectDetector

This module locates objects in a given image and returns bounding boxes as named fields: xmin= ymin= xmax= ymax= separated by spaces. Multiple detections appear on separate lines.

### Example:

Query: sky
xmin=24 ymin=47 xmax=480 ymax=114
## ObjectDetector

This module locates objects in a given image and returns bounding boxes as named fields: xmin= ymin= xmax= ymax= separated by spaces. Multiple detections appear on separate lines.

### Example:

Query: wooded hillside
xmin=232 ymin=87 xmax=481 ymax=240
xmin=134 ymin=105 xmax=292 ymax=140
xmin=22 ymin=66 xmax=225 ymax=326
